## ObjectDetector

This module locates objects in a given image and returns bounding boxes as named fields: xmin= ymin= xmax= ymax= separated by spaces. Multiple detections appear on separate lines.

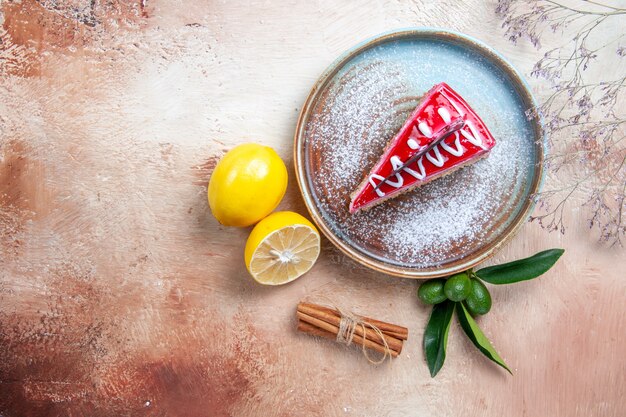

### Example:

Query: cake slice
xmin=349 ymin=83 xmax=496 ymax=213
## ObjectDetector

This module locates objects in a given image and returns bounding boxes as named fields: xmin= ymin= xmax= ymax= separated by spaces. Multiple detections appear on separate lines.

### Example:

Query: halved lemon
xmin=244 ymin=211 xmax=320 ymax=285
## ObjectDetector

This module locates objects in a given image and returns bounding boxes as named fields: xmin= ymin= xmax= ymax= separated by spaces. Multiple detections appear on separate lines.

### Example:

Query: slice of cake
xmin=349 ymin=83 xmax=496 ymax=213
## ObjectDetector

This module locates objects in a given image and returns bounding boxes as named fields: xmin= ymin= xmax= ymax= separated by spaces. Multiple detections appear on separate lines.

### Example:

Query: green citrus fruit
xmin=444 ymin=272 xmax=471 ymax=302
xmin=417 ymin=279 xmax=447 ymax=305
xmin=465 ymin=278 xmax=492 ymax=315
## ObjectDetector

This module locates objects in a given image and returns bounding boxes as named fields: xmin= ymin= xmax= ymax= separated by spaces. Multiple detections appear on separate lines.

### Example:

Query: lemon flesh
xmin=208 ymin=143 xmax=288 ymax=227
xmin=245 ymin=211 xmax=320 ymax=285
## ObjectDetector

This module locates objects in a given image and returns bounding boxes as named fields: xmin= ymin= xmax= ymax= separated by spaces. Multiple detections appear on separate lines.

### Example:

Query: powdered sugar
xmin=309 ymin=60 xmax=412 ymax=192
xmin=303 ymin=40 xmax=537 ymax=268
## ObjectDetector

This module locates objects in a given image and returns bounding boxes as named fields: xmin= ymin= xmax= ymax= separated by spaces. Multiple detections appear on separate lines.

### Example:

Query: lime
xmin=465 ymin=278 xmax=492 ymax=315
xmin=417 ymin=279 xmax=447 ymax=305
xmin=444 ymin=272 xmax=471 ymax=302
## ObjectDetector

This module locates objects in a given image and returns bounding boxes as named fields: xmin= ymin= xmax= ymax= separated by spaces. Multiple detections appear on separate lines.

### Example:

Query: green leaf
xmin=457 ymin=303 xmax=512 ymax=374
xmin=475 ymin=248 xmax=564 ymax=285
xmin=423 ymin=300 xmax=455 ymax=377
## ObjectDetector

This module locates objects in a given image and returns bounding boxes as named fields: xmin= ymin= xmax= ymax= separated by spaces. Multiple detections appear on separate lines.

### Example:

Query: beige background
xmin=0 ymin=1 xmax=624 ymax=416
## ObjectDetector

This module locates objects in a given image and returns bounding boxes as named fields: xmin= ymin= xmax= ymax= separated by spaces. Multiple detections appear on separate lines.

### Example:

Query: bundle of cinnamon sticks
xmin=296 ymin=302 xmax=408 ymax=357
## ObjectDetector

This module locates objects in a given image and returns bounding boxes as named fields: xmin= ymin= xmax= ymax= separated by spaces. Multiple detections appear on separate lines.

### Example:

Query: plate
xmin=294 ymin=28 xmax=544 ymax=278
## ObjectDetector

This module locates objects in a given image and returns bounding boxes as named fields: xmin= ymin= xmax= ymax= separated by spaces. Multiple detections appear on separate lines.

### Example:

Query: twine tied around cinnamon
xmin=333 ymin=307 xmax=393 ymax=364
xmin=296 ymin=299 xmax=408 ymax=364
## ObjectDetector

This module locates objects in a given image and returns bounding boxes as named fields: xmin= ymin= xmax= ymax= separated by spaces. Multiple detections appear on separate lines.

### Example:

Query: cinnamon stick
xmin=297 ymin=303 xmax=403 ymax=353
xmin=298 ymin=302 xmax=409 ymax=340
xmin=297 ymin=320 xmax=399 ymax=358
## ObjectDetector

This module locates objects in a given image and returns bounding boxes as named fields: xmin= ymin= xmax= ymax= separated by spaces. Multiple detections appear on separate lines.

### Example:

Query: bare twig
xmin=497 ymin=0 xmax=626 ymax=245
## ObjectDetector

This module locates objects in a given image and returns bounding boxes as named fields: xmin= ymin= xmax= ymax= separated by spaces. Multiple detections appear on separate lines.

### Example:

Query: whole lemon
xmin=208 ymin=143 xmax=288 ymax=227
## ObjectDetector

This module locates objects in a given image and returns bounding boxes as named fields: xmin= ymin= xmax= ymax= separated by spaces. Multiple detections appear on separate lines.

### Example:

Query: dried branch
xmin=497 ymin=0 xmax=626 ymax=246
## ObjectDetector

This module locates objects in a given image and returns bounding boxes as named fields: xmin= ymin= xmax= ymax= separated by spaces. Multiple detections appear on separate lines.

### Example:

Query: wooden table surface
xmin=1 ymin=1 xmax=624 ymax=416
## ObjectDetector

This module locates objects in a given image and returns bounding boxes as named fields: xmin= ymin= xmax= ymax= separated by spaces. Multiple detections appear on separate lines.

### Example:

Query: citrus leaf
xmin=457 ymin=303 xmax=512 ymax=374
xmin=423 ymin=300 xmax=455 ymax=377
xmin=475 ymin=248 xmax=564 ymax=285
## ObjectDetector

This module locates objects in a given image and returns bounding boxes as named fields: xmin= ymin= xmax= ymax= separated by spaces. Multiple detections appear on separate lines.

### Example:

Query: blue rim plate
xmin=294 ymin=28 xmax=545 ymax=279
